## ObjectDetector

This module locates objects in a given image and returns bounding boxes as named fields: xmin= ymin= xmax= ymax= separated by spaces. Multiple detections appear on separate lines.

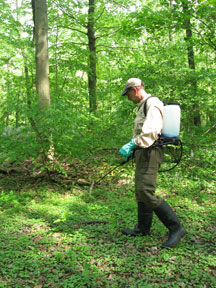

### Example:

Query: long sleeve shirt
xmin=133 ymin=94 xmax=164 ymax=148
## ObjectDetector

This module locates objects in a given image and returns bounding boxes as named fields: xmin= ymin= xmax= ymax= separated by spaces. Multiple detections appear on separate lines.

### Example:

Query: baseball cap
xmin=121 ymin=78 xmax=142 ymax=96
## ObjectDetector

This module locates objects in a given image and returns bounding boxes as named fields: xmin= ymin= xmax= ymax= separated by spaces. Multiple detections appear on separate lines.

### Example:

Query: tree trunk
xmin=15 ymin=91 xmax=21 ymax=128
xmin=169 ymin=0 xmax=174 ymax=42
xmin=32 ymin=0 xmax=52 ymax=165
xmin=87 ymin=0 xmax=97 ymax=112
xmin=33 ymin=0 xmax=50 ymax=108
xmin=55 ymin=23 xmax=59 ymax=98
xmin=182 ymin=0 xmax=201 ymax=126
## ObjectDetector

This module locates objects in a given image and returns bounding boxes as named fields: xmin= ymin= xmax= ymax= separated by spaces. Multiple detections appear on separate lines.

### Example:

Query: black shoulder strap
xmin=143 ymin=96 xmax=167 ymax=116
xmin=163 ymin=97 xmax=168 ymax=105
xmin=143 ymin=96 xmax=156 ymax=117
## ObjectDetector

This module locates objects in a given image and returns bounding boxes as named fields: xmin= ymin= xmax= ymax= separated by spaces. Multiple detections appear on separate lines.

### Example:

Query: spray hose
xmin=95 ymin=155 xmax=133 ymax=185
xmin=95 ymin=137 xmax=183 ymax=185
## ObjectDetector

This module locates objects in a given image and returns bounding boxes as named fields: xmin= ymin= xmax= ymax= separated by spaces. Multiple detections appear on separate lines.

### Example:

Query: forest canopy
xmin=0 ymin=0 xmax=215 ymax=166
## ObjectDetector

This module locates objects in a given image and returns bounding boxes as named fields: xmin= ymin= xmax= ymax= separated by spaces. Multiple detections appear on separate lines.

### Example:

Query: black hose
xmin=95 ymin=156 xmax=132 ymax=185
xmin=95 ymin=138 xmax=183 ymax=184
xmin=159 ymin=139 xmax=183 ymax=173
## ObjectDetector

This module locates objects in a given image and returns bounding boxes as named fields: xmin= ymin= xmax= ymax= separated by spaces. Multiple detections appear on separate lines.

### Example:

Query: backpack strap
xmin=163 ymin=97 xmax=168 ymax=105
xmin=143 ymin=96 xmax=167 ymax=116
xmin=143 ymin=96 xmax=157 ymax=117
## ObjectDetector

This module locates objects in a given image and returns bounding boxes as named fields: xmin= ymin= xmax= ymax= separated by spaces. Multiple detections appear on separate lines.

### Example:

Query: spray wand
xmin=95 ymin=155 xmax=132 ymax=185
xmin=94 ymin=137 xmax=183 ymax=186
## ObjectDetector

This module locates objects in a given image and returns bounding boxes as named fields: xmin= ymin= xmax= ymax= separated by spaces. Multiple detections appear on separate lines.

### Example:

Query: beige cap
xmin=121 ymin=78 xmax=142 ymax=96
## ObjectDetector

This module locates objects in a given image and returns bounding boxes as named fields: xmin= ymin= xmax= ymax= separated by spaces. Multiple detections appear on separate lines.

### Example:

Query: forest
xmin=0 ymin=0 xmax=215 ymax=287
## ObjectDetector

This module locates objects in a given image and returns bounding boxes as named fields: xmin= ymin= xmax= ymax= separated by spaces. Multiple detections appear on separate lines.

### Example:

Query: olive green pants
xmin=135 ymin=146 xmax=163 ymax=209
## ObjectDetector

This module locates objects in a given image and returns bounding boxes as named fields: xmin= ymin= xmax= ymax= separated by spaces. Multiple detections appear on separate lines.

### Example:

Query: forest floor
xmin=0 ymin=148 xmax=215 ymax=288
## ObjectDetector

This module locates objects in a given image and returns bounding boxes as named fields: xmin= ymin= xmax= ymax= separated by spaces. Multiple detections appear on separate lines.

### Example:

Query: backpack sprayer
xmin=95 ymin=98 xmax=183 ymax=185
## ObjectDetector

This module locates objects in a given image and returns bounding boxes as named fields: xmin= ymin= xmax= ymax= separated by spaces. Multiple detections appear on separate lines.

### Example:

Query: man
xmin=119 ymin=78 xmax=186 ymax=248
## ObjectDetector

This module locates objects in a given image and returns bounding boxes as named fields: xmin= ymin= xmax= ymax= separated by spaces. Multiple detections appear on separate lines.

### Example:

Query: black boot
xmin=122 ymin=202 xmax=153 ymax=236
xmin=154 ymin=200 xmax=186 ymax=248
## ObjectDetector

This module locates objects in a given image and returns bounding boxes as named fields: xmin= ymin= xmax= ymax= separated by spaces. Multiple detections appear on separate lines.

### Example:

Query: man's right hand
xmin=119 ymin=139 xmax=137 ymax=157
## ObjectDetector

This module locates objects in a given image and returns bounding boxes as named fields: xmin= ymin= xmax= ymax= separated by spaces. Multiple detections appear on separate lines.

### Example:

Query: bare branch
xmin=197 ymin=18 xmax=215 ymax=36
xmin=95 ymin=3 xmax=106 ymax=22
xmin=89 ymin=180 xmax=95 ymax=196
xmin=52 ymin=0 xmax=88 ymax=28
xmin=96 ymin=25 xmax=121 ymax=31
xmin=193 ymin=27 xmax=216 ymax=51
xmin=96 ymin=44 xmax=139 ymax=51
xmin=67 ymin=13 xmax=87 ymax=28
xmin=59 ymin=41 xmax=88 ymax=46
xmin=57 ymin=25 xmax=87 ymax=36
xmin=96 ymin=28 xmax=121 ymax=40
xmin=108 ymin=0 xmax=127 ymax=9
xmin=204 ymin=123 xmax=216 ymax=135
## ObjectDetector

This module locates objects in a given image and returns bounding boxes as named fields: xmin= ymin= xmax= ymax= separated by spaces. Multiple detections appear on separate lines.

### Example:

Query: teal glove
xmin=119 ymin=139 xmax=137 ymax=157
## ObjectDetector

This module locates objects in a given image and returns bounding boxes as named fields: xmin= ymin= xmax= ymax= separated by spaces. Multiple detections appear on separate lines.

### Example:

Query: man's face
xmin=127 ymin=87 xmax=142 ymax=104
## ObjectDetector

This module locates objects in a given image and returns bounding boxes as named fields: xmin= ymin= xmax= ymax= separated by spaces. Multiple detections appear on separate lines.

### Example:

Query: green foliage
xmin=0 ymin=141 xmax=215 ymax=287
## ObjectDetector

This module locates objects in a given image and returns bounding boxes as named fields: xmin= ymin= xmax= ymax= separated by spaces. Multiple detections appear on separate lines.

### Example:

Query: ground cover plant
xmin=0 ymin=140 xmax=215 ymax=288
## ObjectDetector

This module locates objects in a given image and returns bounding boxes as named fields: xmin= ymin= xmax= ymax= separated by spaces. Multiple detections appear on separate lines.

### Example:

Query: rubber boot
xmin=122 ymin=202 xmax=153 ymax=236
xmin=154 ymin=200 xmax=186 ymax=248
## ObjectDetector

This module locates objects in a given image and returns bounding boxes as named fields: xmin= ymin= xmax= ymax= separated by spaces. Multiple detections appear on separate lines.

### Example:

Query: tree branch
xmin=109 ymin=0 xmax=127 ymax=9
xmin=204 ymin=123 xmax=216 ymax=135
xmin=53 ymin=0 xmax=88 ymax=28
xmin=96 ymin=28 xmax=121 ymax=40
xmin=95 ymin=3 xmax=106 ymax=22
xmin=96 ymin=44 xmax=139 ymax=52
xmin=58 ymin=41 xmax=88 ymax=47
xmin=193 ymin=27 xmax=216 ymax=51
xmin=57 ymin=25 xmax=87 ymax=36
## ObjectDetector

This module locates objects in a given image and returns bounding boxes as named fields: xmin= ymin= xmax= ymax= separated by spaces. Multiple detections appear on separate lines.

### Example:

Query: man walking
xmin=119 ymin=78 xmax=186 ymax=248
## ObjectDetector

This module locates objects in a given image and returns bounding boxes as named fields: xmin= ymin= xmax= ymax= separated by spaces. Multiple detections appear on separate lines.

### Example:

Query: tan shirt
xmin=133 ymin=94 xmax=164 ymax=148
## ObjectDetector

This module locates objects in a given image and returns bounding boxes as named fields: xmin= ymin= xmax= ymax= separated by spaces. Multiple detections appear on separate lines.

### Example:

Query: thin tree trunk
xmin=16 ymin=91 xmax=21 ymax=128
xmin=182 ymin=0 xmax=201 ymax=126
xmin=55 ymin=23 xmax=59 ymax=97
xmin=169 ymin=0 xmax=174 ymax=42
xmin=87 ymin=0 xmax=97 ymax=112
